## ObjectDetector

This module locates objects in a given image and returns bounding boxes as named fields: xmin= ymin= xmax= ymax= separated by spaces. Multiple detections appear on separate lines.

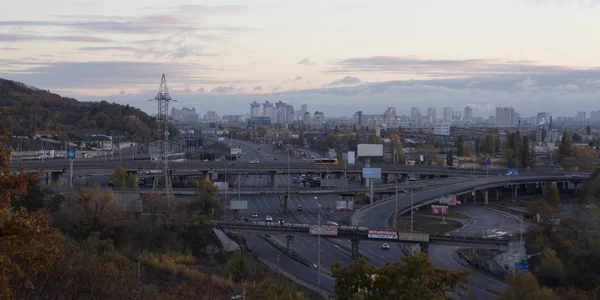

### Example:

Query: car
xmin=251 ymin=212 xmax=258 ymax=218
xmin=266 ymin=215 xmax=273 ymax=222
xmin=277 ymin=218 xmax=285 ymax=224
xmin=381 ymin=243 xmax=390 ymax=250
xmin=571 ymin=174 xmax=581 ymax=178
xmin=250 ymin=159 xmax=260 ymax=164
xmin=447 ymin=166 xmax=456 ymax=169
xmin=241 ymin=217 xmax=250 ymax=222
xmin=297 ymin=205 xmax=303 ymax=211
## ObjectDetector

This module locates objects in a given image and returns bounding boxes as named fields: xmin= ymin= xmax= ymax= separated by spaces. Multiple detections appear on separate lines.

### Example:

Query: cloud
xmin=0 ymin=33 xmax=112 ymax=43
xmin=328 ymin=76 xmax=362 ymax=86
xmin=210 ymin=85 xmax=243 ymax=94
xmin=118 ymin=90 xmax=125 ymax=95
xmin=0 ymin=47 xmax=20 ymax=50
xmin=293 ymin=76 xmax=303 ymax=81
xmin=254 ymin=85 xmax=263 ymax=91
xmin=328 ymin=56 xmax=576 ymax=77
xmin=197 ymin=87 xmax=206 ymax=93
xmin=297 ymin=58 xmax=317 ymax=65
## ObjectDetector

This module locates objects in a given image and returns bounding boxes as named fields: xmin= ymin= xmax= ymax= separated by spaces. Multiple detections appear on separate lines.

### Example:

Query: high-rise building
xmin=495 ymin=107 xmax=516 ymax=126
xmin=262 ymin=101 xmax=274 ymax=120
xmin=299 ymin=104 xmax=307 ymax=121
xmin=577 ymin=111 xmax=586 ymax=123
xmin=353 ymin=111 xmax=363 ymax=126
xmin=250 ymin=101 xmax=261 ymax=117
xmin=536 ymin=112 xmax=550 ymax=125
xmin=313 ymin=111 xmax=325 ymax=124
xmin=433 ymin=120 xmax=450 ymax=136
xmin=171 ymin=107 xmax=199 ymax=123
xmin=384 ymin=107 xmax=396 ymax=121
xmin=453 ymin=110 xmax=463 ymax=121
xmin=426 ymin=107 xmax=436 ymax=122
xmin=463 ymin=106 xmax=473 ymax=120
xmin=410 ymin=107 xmax=421 ymax=119
xmin=443 ymin=107 xmax=453 ymax=121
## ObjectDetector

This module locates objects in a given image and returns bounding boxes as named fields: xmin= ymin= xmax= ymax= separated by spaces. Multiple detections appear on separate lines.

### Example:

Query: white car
xmin=266 ymin=215 xmax=273 ymax=222
xmin=381 ymin=243 xmax=390 ymax=250
xmin=250 ymin=159 xmax=260 ymax=164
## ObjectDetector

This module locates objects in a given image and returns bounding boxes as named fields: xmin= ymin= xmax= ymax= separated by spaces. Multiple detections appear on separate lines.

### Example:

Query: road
xmin=352 ymin=176 xmax=557 ymax=299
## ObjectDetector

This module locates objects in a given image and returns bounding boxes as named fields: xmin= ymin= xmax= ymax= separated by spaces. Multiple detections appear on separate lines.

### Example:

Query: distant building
xmin=443 ymin=107 xmax=453 ymax=121
xmin=248 ymin=117 xmax=271 ymax=126
xmin=313 ymin=111 xmax=325 ymax=124
xmin=495 ymin=107 xmax=516 ymax=126
xmin=433 ymin=121 xmax=450 ymax=136
xmin=353 ymin=111 xmax=363 ymax=126
xmin=204 ymin=110 xmax=219 ymax=122
xmin=577 ymin=111 xmax=586 ymax=123
xmin=410 ymin=107 xmax=421 ymax=119
xmin=250 ymin=101 xmax=261 ymax=117
xmin=171 ymin=107 xmax=199 ymax=123
xmin=463 ymin=106 xmax=473 ymax=120
xmin=426 ymin=107 xmax=437 ymax=122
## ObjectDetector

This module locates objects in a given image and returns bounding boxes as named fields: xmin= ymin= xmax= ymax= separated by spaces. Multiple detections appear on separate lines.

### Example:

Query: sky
xmin=1 ymin=0 xmax=600 ymax=118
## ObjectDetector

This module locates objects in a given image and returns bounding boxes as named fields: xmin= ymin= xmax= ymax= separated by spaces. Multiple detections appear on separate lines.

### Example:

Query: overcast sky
xmin=1 ymin=0 xmax=600 ymax=117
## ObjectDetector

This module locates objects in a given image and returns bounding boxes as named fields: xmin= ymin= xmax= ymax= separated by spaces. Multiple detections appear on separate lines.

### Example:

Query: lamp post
xmin=410 ymin=190 xmax=414 ymax=233
xmin=395 ymin=177 xmax=399 ymax=230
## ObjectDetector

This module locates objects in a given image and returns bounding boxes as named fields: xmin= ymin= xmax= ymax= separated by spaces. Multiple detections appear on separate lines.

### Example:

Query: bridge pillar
xmin=351 ymin=237 xmax=360 ymax=260
xmin=407 ymin=243 xmax=421 ymax=256
xmin=573 ymin=182 xmax=579 ymax=194
xmin=204 ymin=171 xmax=210 ymax=181
xmin=513 ymin=184 xmax=518 ymax=198
xmin=472 ymin=190 xmax=477 ymax=206
xmin=286 ymin=234 xmax=294 ymax=253
xmin=484 ymin=189 xmax=489 ymax=205
xmin=496 ymin=189 xmax=500 ymax=201
xmin=270 ymin=171 xmax=278 ymax=189
xmin=419 ymin=243 xmax=429 ymax=254
xmin=51 ymin=171 xmax=62 ymax=186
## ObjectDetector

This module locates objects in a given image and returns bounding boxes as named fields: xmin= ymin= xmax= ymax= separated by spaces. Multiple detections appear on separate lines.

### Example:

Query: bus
xmin=314 ymin=158 xmax=339 ymax=165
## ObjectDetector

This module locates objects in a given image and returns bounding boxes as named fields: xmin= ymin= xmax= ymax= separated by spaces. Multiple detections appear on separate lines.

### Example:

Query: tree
xmin=462 ymin=143 xmax=471 ymax=157
xmin=0 ymin=130 xmax=60 ymax=298
xmin=572 ymin=133 xmax=583 ymax=143
xmin=522 ymin=136 xmax=533 ymax=168
xmin=125 ymin=173 xmax=138 ymax=189
xmin=544 ymin=184 xmax=560 ymax=207
xmin=446 ymin=150 xmax=454 ymax=167
xmin=189 ymin=179 xmax=219 ymax=221
xmin=587 ymin=126 xmax=591 ymax=136
xmin=110 ymin=166 xmax=128 ymax=188
xmin=481 ymin=134 xmax=494 ymax=155
xmin=534 ymin=248 xmax=565 ymax=289
xmin=498 ymin=273 xmax=556 ymax=300
xmin=455 ymin=135 xmax=465 ymax=156
xmin=559 ymin=131 xmax=573 ymax=158
xmin=331 ymin=254 xmax=470 ymax=300
xmin=12 ymin=178 xmax=53 ymax=213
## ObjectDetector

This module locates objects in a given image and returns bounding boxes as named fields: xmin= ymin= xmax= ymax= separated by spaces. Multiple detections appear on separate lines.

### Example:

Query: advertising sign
xmin=368 ymin=229 xmax=399 ymax=240
xmin=335 ymin=200 xmax=355 ymax=211
xmin=229 ymin=200 xmax=248 ymax=210
xmin=439 ymin=195 xmax=457 ymax=206
xmin=397 ymin=232 xmax=429 ymax=242
xmin=348 ymin=151 xmax=356 ymax=165
xmin=67 ymin=148 xmax=76 ymax=159
xmin=357 ymin=144 xmax=384 ymax=157
xmin=247 ymin=125 xmax=255 ymax=130
xmin=362 ymin=168 xmax=382 ymax=179
xmin=309 ymin=225 xmax=338 ymax=236
xmin=431 ymin=205 xmax=449 ymax=215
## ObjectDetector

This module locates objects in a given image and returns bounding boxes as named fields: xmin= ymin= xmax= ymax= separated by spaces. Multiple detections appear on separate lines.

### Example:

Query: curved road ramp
xmin=212 ymin=228 xmax=241 ymax=252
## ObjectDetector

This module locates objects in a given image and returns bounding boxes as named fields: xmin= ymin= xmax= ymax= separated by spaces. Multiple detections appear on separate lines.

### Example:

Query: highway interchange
xmin=33 ymin=138 xmax=585 ymax=298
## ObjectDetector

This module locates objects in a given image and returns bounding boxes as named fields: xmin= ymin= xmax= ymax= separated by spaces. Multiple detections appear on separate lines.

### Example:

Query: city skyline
xmin=1 ymin=1 xmax=600 ymax=116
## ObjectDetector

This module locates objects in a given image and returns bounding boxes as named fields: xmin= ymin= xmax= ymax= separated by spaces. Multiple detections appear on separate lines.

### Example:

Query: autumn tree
xmin=534 ymin=248 xmax=565 ymax=289
xmin=498 ymin=273 xmax=556 ymax=300
xmin=544 ymin=184 xmax=561 ymax=207
xmin=331 ymin=254 xmax=470 ymax=300
xmin=455 ymin=135 xmax=465 ymax=156
xmin=0 ymin=130 xmax=60 ymax=298
xmin=110 ymin=166 xmax=128 ymax=188
xmin=189 ymin=179 xmax=220 ymax=221
xmin=481 ymin=134 xmax=495 ymax=155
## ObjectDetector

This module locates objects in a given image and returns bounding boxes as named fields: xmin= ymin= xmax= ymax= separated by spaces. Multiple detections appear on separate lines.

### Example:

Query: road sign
xmin=362 ymin=168 xmax=382 ymax=179
xmin=397 ymin=232 xmax=429 ymax=242
xmin=439 ymin=195 xmax=456 ymax=206
xmin=309 ymin=225 xmax=338 ymax=236
xmin=247 ymin=125 xmax=255 ymax=130
xmin=368 ymin=229 xmax=398 ymax=240
xmin=514 ymin=262 xmax=528 ymax=271
xmin=67 ymin=148 xmax=76 ymax=159
xmin=506 ymin=168 xmax=519 ymax=176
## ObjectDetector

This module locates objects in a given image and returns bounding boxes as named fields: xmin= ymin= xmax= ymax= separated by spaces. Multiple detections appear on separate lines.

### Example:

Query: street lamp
xmin=314 ymin=196 xmax=321 ymax=294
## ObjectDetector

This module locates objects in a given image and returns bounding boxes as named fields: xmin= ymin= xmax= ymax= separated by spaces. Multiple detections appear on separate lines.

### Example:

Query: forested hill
xmin=0 ymin=78 xmax=163 ymax=141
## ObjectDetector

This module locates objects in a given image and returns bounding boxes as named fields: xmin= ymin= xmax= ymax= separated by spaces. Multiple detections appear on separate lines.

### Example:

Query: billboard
xmin=230 ymin=200 xmax=248 ymax=210
xmin=397 ymin=232 xmax=429 ymax=242
xmin=309 ymin=225 xmax=338 ymax=236
xmin=357 ymin=144 xmax=383 ymax=157
xmin=431 ymin=205 xmax=449 ymax=215
xmin=362 ymin=168 xmax=382 ymax=179
xmin=247 ymin=125 xmax=255 ymax=130
xmin=439 ymin=195 xmax=457 ymax=206
xmin=230 ymin=148 xmax=242 ymax=155
xmin=348 ymin=151 xmax=356 ymax=165
xmin=368 ymin=229 xmax=399 ymax=240
xmin=67 ymin=148 xmax=76 ymax=159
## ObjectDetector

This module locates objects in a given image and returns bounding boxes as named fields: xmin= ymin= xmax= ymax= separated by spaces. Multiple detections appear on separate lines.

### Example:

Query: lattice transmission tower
xmin=149 ymin=74 xmax=176 ymax=213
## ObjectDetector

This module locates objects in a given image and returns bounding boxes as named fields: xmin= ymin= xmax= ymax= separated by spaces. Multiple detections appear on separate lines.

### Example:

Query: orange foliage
xmin=0 ymin=129 xmax=60 ymax=298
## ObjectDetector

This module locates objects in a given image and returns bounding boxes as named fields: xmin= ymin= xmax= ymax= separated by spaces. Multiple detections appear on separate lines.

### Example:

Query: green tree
xmin=498 ymin=273 xmax=556 ymax=300
xmin=572 ymin=133 xmax=583 ymax=143
xmin=462 ymin=143 xmax=471 ymax=157
xmin=522 ymin=136 xmax=532 ymax=168
xmin=482 ymin=134 xmax=494 ymax=155
xmin=446 ymin=150 xmax=454 ymax=166
xmin=125 ymin=173 xmax=138 ymax=189
xmin=189 ymin=179 xmax=219 ymax=220
xmin=587 ymin=126 xmax=591 ymax=136
xmin=109 ymin=166 xmax=128 ymax=188
xmin=544 ymin=184 xmax=560 ymax=207
xmin=331 ymin=254 xmax=470 ymax=300
xmin=559 ymin=131 xmax=573 ymax=157
xmin=12 ymin=179 xmax=53 ymax=212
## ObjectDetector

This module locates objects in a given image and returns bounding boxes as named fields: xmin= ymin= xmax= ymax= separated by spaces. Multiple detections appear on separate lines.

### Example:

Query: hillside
xmin=0 ymin=78 xmax=166 ymax=141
